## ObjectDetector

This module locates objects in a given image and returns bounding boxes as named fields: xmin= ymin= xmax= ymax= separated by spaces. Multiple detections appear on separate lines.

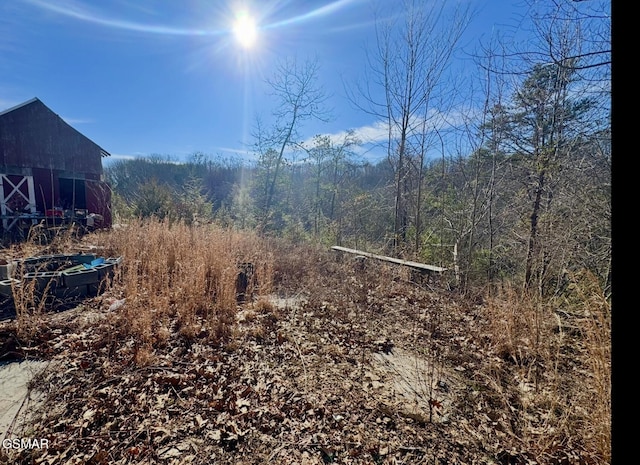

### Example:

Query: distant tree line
xmin=105 ymin=153 xmax=240 ymax=225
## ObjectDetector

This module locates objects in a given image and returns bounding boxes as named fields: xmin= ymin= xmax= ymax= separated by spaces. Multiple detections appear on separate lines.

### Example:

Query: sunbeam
xmin=25 ymin=0 xmax=365 ymax=38
xmin=25 ymin=0 xmax=224 ymax=36
xmin=264 ymin=0 xmax=364 ymax=30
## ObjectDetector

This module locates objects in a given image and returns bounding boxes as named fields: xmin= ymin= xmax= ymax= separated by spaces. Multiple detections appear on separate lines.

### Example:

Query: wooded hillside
xmin=106 ymin=0 xmax=610 ymax=297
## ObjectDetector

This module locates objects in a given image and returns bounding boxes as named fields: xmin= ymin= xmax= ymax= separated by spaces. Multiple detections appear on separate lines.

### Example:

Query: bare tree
xmin=527 ymin=0 xmax=611 ymax=72
xmin=295 ymin=130 xmax=360 ymax=238
xmin=509 ymin=1 xmax=609 ymax=292
xmin=350 ymin=0 xmax=471 ymax=254
xmin=444 ymin=36 xmax=512 ymax=289
xmin=464 ymin=0 xmax=611 ymax=292
xmin=254 ymin=57 xmax=330 ymax=231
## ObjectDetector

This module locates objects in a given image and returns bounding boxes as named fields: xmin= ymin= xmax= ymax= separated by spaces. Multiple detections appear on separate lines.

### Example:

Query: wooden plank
xmin=331 ymin=246 xmax=447 ymax=273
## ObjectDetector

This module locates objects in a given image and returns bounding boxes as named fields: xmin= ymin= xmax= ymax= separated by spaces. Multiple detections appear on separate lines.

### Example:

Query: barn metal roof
xmin=0 ymin=97 xmax=39 ymax=118
xmin=0 ymin=97 xmax=110 ymax=157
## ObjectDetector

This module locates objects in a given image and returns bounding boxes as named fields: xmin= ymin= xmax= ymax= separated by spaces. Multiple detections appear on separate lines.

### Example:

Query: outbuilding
xmin=0 ymin=97 xmax=112 ymax=236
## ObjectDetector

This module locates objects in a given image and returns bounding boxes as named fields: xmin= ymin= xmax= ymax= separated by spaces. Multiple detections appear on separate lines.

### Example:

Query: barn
xmin=0 ymin=97 xmax=112 ymax=237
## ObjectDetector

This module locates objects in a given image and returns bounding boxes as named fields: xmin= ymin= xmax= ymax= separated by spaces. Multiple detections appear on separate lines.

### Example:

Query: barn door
xmin=0 ymin=174 xmax=37 ymax=230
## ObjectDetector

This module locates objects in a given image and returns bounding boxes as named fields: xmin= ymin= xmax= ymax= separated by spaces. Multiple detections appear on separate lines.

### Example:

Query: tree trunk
xmin=525 ymin=170 xmax=546 ymax=289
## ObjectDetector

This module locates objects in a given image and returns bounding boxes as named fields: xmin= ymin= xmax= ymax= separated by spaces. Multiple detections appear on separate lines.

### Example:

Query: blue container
xmin=83 ymin=257 xmax=106 ymax=269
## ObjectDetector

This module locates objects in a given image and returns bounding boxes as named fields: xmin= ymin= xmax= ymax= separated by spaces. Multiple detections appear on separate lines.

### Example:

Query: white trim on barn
xmin=0 ymin=174 xmax=37 ymax=231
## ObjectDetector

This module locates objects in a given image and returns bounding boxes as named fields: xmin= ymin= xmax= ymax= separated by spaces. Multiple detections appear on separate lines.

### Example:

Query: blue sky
xmin=1 ymin=0 xmax=535 ymax=165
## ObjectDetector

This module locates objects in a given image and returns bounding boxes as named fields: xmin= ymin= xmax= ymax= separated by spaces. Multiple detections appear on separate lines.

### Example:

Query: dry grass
xmin=8 ymin=225 xmax=88 ymax=341
xmin=0 ymin=221 xmax=610 ymax=464
xmin=556 ymin=271 xmax=611 ymax=462
xmin=97 ymin=219 xmax=274 ymax=350
xmin=3 ymin=219 xmax=274 ymax=359
xmin=483 ymin=275 xmax=611 ymax=463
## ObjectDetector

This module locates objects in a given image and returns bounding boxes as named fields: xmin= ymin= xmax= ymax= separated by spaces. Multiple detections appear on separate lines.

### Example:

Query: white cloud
xmin=301 ymin=120 xmax=389 ymax=148
xmin=62 ymin=116 xmax=94 ymax=125
xmin=221 ymin=106 xmax=475 ymax=164
xmin=212 ymin=146 xmax=254 ymax=156
xmin=309 ymin=105 xmax=478 ymax=146
xmin=108 ymin=153 xmax=138 ymax=160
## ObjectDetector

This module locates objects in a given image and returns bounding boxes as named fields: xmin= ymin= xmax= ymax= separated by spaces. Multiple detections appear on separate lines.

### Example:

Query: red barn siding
xmin=0 ymin=98 xmax=112 ymax=230
xmin=86 ymin=179 xmax=112 ymax=226
xmin=31 ymin=167 xmax=55 ymax=212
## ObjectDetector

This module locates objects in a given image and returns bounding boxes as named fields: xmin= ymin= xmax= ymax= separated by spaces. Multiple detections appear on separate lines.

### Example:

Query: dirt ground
xmin=0 ymin=247 xmax=609 ymax=464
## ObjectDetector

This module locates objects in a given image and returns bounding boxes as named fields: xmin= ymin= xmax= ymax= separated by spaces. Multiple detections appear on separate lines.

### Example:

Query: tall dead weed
xmin=100 ymin=219 xmax=273 ymax=349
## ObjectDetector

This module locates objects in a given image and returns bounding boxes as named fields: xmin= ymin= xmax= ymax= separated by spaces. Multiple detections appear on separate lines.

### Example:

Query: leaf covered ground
xmin=0 ymin=240 xmax=609 ymax=464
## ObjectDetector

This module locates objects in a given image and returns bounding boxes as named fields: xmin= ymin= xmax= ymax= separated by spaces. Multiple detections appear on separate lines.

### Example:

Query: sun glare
xmin=232 ymin=11 xmax=258 ymax=49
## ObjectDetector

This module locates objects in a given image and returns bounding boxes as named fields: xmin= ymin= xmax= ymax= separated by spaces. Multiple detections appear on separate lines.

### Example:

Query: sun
xmin=232 ymin=10 xmax=258 ymax=49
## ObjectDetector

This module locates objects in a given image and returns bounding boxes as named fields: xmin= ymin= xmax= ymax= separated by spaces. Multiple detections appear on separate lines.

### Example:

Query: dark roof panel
xmin=0 ymin=98 xmax=108 ymax=173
